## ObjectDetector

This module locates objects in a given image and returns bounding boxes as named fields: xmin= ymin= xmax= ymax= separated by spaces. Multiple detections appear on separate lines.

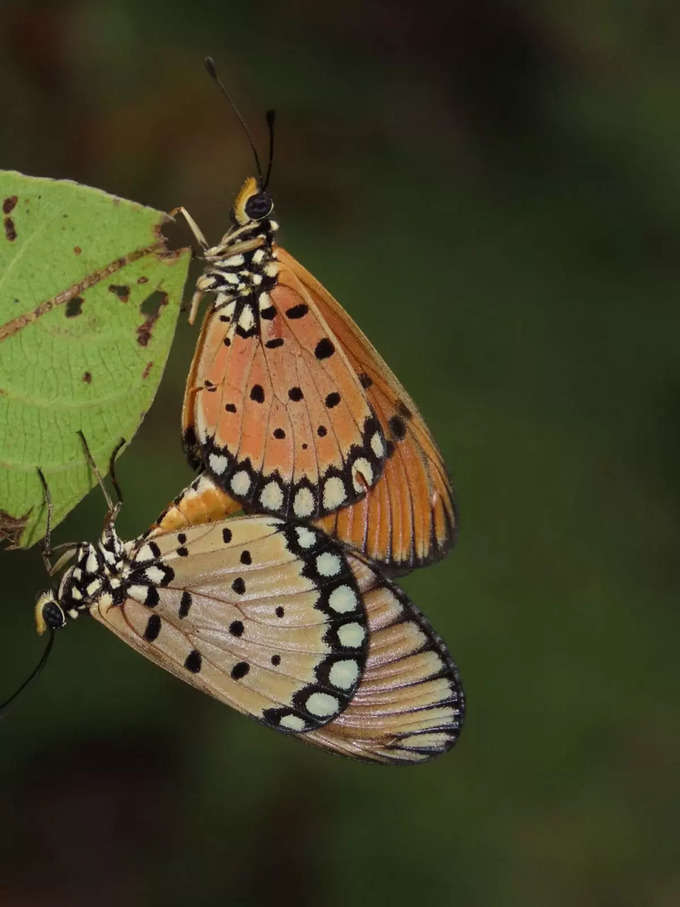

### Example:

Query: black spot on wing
xmin=143 ymin=614 xmax=161 ymax=642
xmin=314 ymin=338 xmax=335 ymax=360
xmin=184 ymin=650 xmax=202 ymax=673
xmin=179 ymin=590 xmax=192 ymax=618
xmin=285 ymin=303 xmax=308 ymax=319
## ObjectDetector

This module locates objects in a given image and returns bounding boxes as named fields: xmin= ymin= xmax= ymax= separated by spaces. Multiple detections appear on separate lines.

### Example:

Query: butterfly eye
xmin=244 ymin=191 xmax=273 ymax=220
xmin=42 ymin=599 xmax=66 ymax=630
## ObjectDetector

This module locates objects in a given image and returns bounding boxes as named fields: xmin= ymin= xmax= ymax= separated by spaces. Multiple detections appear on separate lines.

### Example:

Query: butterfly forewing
xmin=182 ymin=259 xmax=387 ymax=522
xmin=92 ymin=517 xmax=369 ymax=734
xmin=146 ymin=504 xmax=464 ymax=762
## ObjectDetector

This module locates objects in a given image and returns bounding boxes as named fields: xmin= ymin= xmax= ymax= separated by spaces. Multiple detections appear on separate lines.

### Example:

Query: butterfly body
xmin=36 ymin=513 xmax=464 ymax=762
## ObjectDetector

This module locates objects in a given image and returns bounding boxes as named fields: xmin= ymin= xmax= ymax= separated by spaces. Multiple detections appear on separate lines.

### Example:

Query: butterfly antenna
xmin=263 ymin=109 xmax=276 ymax=189
xmin=204 ymin=56 xmax=264 ymax=183
xmin=0 ymin=630 xmax=55 ymax=712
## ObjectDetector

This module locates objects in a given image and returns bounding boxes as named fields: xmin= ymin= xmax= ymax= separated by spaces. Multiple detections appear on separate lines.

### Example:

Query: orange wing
xmin=277 ymin=248 xmax=455 ymax=569
xmin=182 ymin=256 xmax=386 ymax=522
xmin=182 ymin=241 xmax=455 ymax=569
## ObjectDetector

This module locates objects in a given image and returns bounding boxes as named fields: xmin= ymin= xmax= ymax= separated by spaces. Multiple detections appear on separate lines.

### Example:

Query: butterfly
xmin=36 ymin=510 xmax=464 ymax=763
xmin=178 ymin=172 xmax=455 ymax=571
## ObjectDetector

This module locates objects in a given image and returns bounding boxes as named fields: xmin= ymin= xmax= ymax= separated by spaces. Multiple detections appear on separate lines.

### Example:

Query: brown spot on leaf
xmin=3 ymin=196 xmax=17 ymax=214
xmin=137 ymin=275 xmax=149 ymax=284
xmin=136 ymin=291 xmax=168 ymax=346
xmin=65 ymin=297 xmax=84 ymax=318
xmin=0 ymin=507 xmax=30 ymax=548
xmin=0 ymin=241 xmax=164 ymax=343
xmin=82 ymin=371 xmax=92 ymax=383
xmin=4 ymin=217 xmax=17 ymax=241
xmin=142 ymin=361 xmax=153 ymax=379
xmin=73 ymin=246 xmax=82 ymax=255
xmin=109 ymin=284 xmax=130 ymax=302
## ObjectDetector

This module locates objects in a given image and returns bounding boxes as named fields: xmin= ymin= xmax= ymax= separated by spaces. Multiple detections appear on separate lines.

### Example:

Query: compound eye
xmin=42 ymin=600 xmax=66 ymax=630
xmin=244 ymin=191 xmax=273 ymax=220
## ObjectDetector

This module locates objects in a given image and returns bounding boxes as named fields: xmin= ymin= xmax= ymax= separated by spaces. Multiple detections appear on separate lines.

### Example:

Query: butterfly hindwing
xmin=306 ymin=556 xmax=464 ymax=763
xmin=146 ymin=503 xmax=464 ymax=762
xmin=277 ymin=248 xmax=456 ymax=569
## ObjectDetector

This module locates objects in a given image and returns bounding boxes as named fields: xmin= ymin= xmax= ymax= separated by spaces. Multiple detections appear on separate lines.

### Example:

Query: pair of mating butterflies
xmin=35 ymin=151 xmax=464 ymax=764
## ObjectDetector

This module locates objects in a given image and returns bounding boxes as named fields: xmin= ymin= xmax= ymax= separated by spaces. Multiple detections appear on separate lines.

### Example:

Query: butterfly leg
xmin=169 ymin=206 xmax=210 ymax=250
xmin=35 ymin=469 xmax=81 ymax=575
xmin=107 ymin=437 xmax=126 ymax=509
xmin=36 ymin=467 xmax=54 ymax=575
xmin=168 ymin=207 xmax=211 ymax=323
xmin=77 ymin=431 xmax=122 ymax=526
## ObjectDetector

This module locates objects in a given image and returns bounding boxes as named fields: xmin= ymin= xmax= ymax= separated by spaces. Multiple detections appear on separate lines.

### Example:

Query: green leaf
xmin=0 ymin=171 xmax=191 ymax=548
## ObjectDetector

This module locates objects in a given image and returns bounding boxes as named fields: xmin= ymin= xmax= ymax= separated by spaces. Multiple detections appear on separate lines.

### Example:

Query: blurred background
xmin=1 ymin=1 xmax=679 ymax=905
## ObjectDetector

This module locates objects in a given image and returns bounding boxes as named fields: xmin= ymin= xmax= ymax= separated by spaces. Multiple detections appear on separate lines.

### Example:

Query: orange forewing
xmin=182 ymin=241 xmax=454 ymax=569
xmin=182 ymin=258 xmax=386 ymax=522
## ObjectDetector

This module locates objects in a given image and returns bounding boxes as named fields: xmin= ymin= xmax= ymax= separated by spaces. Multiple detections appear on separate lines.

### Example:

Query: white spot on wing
xmin=260 ymin=480 xmax=284 ymax=511
xmin=322 ymin=476 xmax=347 ymax=510
xmin=144 ymin=566 xmax=167 ymax=584
xmin=371 ymin=431 xmax=385 ymax=458
xmin=316 ymin=552 xmax=342 ymax=577
xmin=328 ymin=585 xmax=358 ymax=614
xmin=128 ymin=584 xmax=151 ymax=602
xmin=329 ymin=659 xmax=360 ymax=690
xmin=305 ymin=691 xmax=340 ymax=717
xmin=351 ymin=457 xmax=373 ymax=492
xmin=295 ymin=526 xmax=317 ymax=549
xmin=231 ymin=470 xmax=252 ymax=496
xmin=209 ymin=453 xmax=229 ymax=475
xmin=337 ymin=622 xmax=366 ymax=648
xmin=293 ymin=487 xmax=314 ymax=518
xmin=279 ymin=714 xmax=306 ymax=731
xmin=238 ymin=304 xmax=255 ymax=331
xmin=136 ymin=544 xmax=156 ymax=562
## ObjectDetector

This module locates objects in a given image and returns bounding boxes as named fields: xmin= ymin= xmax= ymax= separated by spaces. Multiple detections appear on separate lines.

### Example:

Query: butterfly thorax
xmin=36 ymin=526 xmax=176 ymax=635
xmin=56 ymin=530 xmax=128 ymax=620
xmin=197 ymin=215 xmax=279 ymax=300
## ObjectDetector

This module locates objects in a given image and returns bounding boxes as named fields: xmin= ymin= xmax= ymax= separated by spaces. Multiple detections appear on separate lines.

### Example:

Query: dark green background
xmin=1 ymin=2 xmax=679 ymax=905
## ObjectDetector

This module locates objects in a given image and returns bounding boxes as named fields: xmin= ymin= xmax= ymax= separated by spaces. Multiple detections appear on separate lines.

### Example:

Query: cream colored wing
xmin=91 ymin=515 xmax=464 ymax=762
xmin=91 ymin=516 xmax=368 ymax=733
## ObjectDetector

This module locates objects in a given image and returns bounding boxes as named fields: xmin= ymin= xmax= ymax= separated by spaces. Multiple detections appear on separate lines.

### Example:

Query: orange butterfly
xmin=176 ymin=65 xmax=455 ymax=570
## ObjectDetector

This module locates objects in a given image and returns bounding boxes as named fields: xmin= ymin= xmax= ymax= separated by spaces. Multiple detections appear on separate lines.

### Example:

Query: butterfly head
xmin=34 ymin=591 xmax=66 ymax=636
xmin=233 ymin=176 xmax=274 ymax=226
